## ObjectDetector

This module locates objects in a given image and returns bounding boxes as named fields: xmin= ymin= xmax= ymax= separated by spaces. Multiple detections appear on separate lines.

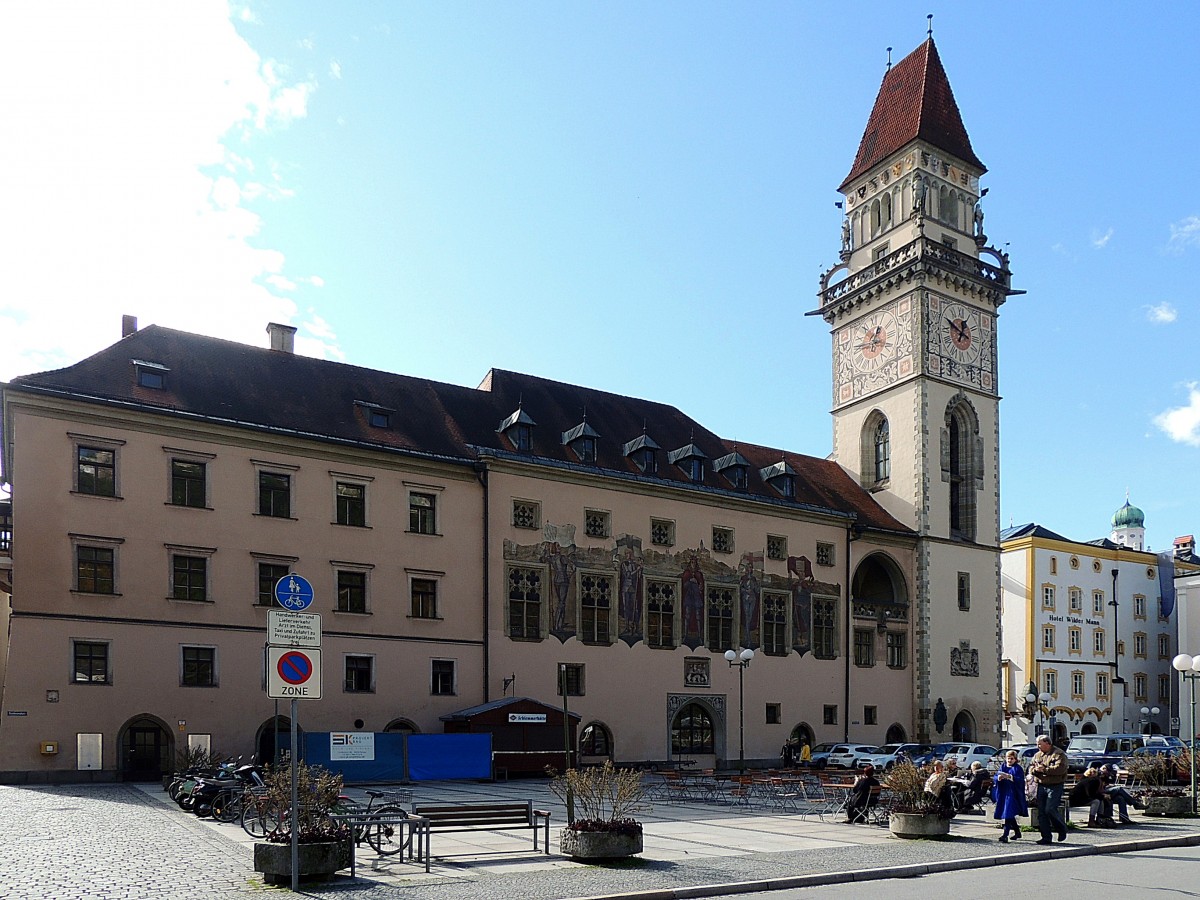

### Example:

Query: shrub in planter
xmin=883 ymin=762 xmax=954 ymax=838
xmin=252 ymin=763 xmax=352 ymax=883
xmin=548 ymin=762 xmax=647 ymax=858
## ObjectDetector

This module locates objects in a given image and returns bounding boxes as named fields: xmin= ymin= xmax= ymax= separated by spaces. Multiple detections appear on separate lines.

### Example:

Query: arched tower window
xmin=942 ymin=397 xmax=982 ymax=541
xmin=860 ymin=412 xmax=890 ymax=487
xmin=881 ymin=193 xmax=892 ymax=230
xmin=870 ymin=199 xmax=881 ymax=236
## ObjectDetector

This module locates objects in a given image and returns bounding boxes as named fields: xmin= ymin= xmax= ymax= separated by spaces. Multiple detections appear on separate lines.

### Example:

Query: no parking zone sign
xmin=267 ymin=647 xmax=322 ymax=699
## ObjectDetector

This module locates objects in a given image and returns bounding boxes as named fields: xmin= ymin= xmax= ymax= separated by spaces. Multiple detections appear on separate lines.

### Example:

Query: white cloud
xmin=1092 ymin=227 xmax=1113 ymax=248
xmin=1154 ymin=383 xmax=1200 ymax=446
xmin=1147 ymin=302 xmax=1178 ymax=324
xmin=0 ymin=0 xmax=334 ymax=382
xmin=330 ymin=59 xmax=342 ymax=79
xmin=1168 ymin=216 xmax=1200 ymax=253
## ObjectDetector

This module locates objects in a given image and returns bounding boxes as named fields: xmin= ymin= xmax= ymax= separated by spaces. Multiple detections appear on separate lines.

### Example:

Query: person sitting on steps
xmin=1069 ymin=766 xmax=1117 ymax=828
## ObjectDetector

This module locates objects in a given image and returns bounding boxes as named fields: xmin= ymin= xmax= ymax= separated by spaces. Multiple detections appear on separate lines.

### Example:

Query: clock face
xmin=852 ymin=310 xmax=898 ymax=373
xmin=941 ymin=303 xmax=983 ymax=365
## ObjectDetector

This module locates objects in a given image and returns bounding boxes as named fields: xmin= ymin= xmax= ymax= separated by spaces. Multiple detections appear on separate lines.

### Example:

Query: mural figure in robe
xmin=542 ymin=541 xmax=576 ymax=640
xmin=681 ymin=554 xmax=705 ymax=650
xmin=614 ymin=540 xmax=644 ymax=646
xmin=738 ymin=551 xmax=762 ymax=648
xmin=788 ymin=555 xmax=814 ymax=655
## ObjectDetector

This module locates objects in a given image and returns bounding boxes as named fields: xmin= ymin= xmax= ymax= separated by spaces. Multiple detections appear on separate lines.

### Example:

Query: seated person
xmin=924 ymin=761 xmax=956 ymax=816
xmin=960 ymin=761 xmax=992 ymax=811
xmin=1069 ymin=766 xmax=1116 ymax=827
xmin=1099 ymin=764 xmax=1143 ymax=823
xmin=845 ymin=765 xmax=880 ymax=824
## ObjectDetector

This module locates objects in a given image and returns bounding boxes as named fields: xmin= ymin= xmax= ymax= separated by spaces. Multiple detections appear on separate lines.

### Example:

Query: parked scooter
xmin=190 ymin=764 xmax=266 ymax=819
xmin=174 ymin=757 xmax=243 ymax=812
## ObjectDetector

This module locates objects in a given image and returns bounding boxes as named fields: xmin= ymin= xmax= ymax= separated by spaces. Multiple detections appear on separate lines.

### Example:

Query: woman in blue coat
xmin=993 ymin=749 xmax=1029 ymax=842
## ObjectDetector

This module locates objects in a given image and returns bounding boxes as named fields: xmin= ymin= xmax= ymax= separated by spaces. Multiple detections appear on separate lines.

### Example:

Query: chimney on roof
xmin=122 ymin=315 xmax=138 ymax=337
xmin=266 ymin=322 xmax=297 ymax=353
xmin=1175 ymin=535 xmax=1195 ymax=559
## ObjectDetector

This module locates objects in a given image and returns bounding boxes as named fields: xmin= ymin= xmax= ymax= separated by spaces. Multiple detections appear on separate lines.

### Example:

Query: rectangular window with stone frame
xmin=171 ymin=460 xmax=206 ymax=508
xmin=711 ymin=526 xmax=734 ymax=554
xmin=344 ymin=655 xmax=373 ymax=693
xmin=557 ymin=663 xmax=584 ymax=697
xmin=172 ymin=554 xmax=208 ymax=602
xmin=650 ymin=518 xmax=675 ymax=547
xmin=1134 ymin=673 xmax=1148 ymax=702
xmin=1096 ymin=672 xmax=1109 ymax=698
xmin=258 ymin=471 xmax=291 ymax=518
xmin=815 ymin=542 xmax=835 ymax=567
xmin=73 ymin=640 xmax=110 ymax=684
xmin=409 ymin=492 xmax=437 ymax=534
xmin=77 ymin=446 xmax=117 ymax=497
xmin=507 ymin=566 xmax=542 ymax=639
xmin=853 ymin=628 xmax=875 ymax=667
xmin=706 ymin=586 xmax=735 ymax=651
xmin=823 ymin=704 xmax=838 ymax=725
xmin=766 ymin=535 xmax=787 ymax=561
xmin=813 ymin=598 xmax=837 ymax=660
xmin=431 ymin=659 xmax=456 ymax=696
xmin=336 ymin=482 xmax=366 ymax=527
xmin=584 ymin=509 xmax=610 ymax=539
xmin=1071 ymin=671 xmax=1084 ymax=699
xmin=957 ymin=572 xmax=970 ymax=611
xmin=579 ymin=573 xmax=613 ymax=644
xmin=512 ymin=499 xmax=540 ymax=530
xmin=336 ymin=570 xmax=367 ymax=614
xmin=761 ymin=591 xmax=788 ymax=656
xmin=864 ymin=706 xmax=877 ymax=725
xmin=258 ymin=562 xmax=290 ymax=607
xmin=886 ymin=632 xmax=906 ymax=668
xmin=645 ymin=579 xmax=676 ymax=649
xmin=411 ymin=578 xmax=438 ymax=619
xmin=77 ymin=545 xmax=116 ymax=595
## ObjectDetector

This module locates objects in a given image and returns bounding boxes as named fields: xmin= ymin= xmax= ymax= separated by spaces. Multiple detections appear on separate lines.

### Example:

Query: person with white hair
xmin=1029 ymin=734 xmax=1069 ymax=844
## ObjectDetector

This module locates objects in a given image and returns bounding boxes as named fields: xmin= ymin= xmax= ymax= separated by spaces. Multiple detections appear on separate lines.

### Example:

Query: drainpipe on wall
xmin=476 ymin=461 xmax=490 ymax=702
xmin=845 ymin=520 xmax=864 ymax=744
xmin=1111 ymin=565 xmax=1124 ymax=731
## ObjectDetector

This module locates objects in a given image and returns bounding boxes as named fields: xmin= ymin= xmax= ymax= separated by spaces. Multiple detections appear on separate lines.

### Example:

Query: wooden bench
xmin=411 ymin=801 xmax=551 ymax=855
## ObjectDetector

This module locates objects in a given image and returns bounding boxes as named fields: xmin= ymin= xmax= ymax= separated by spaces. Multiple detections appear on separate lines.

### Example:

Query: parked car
xmin=1144 ymin=735 xmax=1186 ymax=753
xmin=988 ymin=744 xmax=1037 ymax=772
xmin=856 ymin=743 xmax=932 ymax=771
xmin=945 ymin=743 xmax=999 ymax=770
xmin=825 ymin=744 xmax=879 ymax=769
xmin=912 ymin=742 xmax=960 ymax=766
xmin=1065 ymin=733 xmax=1148 ymax=773
xmin=807 ymin=742 xmax=840 ymax=769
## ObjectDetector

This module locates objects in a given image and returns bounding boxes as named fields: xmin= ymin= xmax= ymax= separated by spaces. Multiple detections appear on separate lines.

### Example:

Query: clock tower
xmin=816 ymin=39 xmax=1018 ymax=744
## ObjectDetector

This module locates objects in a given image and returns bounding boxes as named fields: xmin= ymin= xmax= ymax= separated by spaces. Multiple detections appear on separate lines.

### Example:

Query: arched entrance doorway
xmin=256 ymin=716 xmax=296 ymax=765
xmin=383 ymin=718 xmax=420 ymax=735
xmin=119 ymin=715 xmax=172 ymax=781
xmin=1053 ymin=721 xmax=1070 ymax=745
xmin=671 ymin=702 xmax=715 ymax=762
xmin=789 ymin=722 xmax=814 ymax=748
xmin=885 ymin=723 xmax=907 ymax=743
xmin=952 ymin=710 xmax=975 ymax=742
xmin=1080 ymin=722 xmax=1097 ymax=735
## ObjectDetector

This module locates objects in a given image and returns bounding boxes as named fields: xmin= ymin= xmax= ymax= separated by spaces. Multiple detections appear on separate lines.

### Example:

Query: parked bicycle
xmin=334 ymin=789 xmax=413 ymax=856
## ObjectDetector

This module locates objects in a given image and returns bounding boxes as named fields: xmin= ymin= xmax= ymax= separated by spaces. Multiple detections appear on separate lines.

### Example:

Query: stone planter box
xmin=1141 ymin=795 xmax=1193 ymax=817
xmin=889 ymin=811 xmax=951 ymax=839
xmin=253 ymin=840 xmax=352 ymax=885
xmin=560 ymin=828 xmax=643 ymax=859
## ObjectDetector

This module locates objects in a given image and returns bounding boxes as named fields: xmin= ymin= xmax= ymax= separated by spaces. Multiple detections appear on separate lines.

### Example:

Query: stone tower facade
xmin=816 ymin=40 xmax=1017 ymax=743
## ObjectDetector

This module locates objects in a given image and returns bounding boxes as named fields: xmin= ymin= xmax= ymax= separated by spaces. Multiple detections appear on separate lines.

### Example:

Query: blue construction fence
xmin=281 ymin=732 xmax=493 ymax=783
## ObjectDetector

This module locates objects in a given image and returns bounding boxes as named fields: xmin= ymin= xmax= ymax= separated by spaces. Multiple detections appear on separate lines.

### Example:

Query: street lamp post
xmin=725 ymin=647 xmax=754 ymax=773
xmin=1027 ymin=690 xmax=1051 ymax=740
xmin=1171 ymin=653 xmax=1200 ymax=814
xmin=1140 ymin=706 xmax=1161 ymax=735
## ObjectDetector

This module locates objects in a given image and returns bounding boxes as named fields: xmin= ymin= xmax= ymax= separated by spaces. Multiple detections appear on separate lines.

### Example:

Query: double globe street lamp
xmin=1025 ymin=689 xmax=1052 ymax=740
xmin=1171 ymin=652 xmax=1200 ymax=815
xmin=725 ymin=647 xmax=754 ymax=773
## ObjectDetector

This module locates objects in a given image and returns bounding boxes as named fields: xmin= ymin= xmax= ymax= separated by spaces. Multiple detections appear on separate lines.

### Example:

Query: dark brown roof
xmin=840 ymin=39 xmax=984 ymax=191
xmin=8 ymin=325 xmax=912 ymax=534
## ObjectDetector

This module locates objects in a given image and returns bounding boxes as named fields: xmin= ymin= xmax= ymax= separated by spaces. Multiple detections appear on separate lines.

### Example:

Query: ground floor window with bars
xmin=579 ymin=574 xmax=613 ymax=644
xmin=706 ymin=586 xmax=735 ymax=651
xmin=812 ymin=599 xmax=836 ymax=659
xmin=507 ymin=566 xmax=542 ymax=639
xmin=646 ymin=580 xmax=676 ymax=648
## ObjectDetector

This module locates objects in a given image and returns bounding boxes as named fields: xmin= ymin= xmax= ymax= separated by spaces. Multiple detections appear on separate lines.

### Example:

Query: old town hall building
xmin=0 ymin=39 xmax=1016 ymax=781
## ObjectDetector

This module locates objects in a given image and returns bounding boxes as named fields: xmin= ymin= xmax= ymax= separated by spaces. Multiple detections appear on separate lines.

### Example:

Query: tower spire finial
xmin=886 ymin=47 xmax=893 ymax=71
xmin=927 ymin=13 xmax=933 ymax=37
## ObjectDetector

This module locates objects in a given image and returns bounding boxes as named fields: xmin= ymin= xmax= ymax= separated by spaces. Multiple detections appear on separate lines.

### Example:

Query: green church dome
xmin=1112 ymin=499 xmax=1145 ymax=529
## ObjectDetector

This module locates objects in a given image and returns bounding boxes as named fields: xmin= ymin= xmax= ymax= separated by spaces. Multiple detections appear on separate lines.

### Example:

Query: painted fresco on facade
xmin=504 ymin=528 xmax=840 ymax=653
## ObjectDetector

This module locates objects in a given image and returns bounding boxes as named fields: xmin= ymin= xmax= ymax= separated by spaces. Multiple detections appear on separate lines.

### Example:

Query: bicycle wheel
xmin=212 ymin=791 xmax=242 ymax=823
xmin=242 ymin=799 xmax=284 ymax=838
xmin=364 ymin=805 xmax=411 ymax=856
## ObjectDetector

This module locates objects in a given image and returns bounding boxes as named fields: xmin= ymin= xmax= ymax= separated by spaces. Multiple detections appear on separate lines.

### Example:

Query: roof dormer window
xmin=498 ymin=405 xmax=536 ymax=453
xmin=562 ymin=420 xmax=600 ymax=464
xmin=355 ymin=400 xmax=393 ymax=429
xmin=132 ymin=359 xmax=168 ymax=390
xmin=713 ymin=451 xmax=750 ymax=490
xmin=760 ymin=460 xmax=797 ymax=499
xmin=623 ymin=432 xmax=660 ymax=475
xmin=668 ymin=443 xmax=707 ymax=484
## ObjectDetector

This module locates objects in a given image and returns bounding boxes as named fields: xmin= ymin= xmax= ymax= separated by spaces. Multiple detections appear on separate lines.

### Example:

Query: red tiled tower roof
xmin=839 ymin=39 xmax=984 ymax=191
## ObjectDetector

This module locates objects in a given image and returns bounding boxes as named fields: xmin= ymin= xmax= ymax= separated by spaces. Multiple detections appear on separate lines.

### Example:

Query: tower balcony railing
xmin=819 ymin=235 xmax=1011 ymax=309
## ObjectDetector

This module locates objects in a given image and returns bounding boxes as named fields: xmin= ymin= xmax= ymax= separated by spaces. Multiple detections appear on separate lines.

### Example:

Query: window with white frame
xmin=1043 ymin=670 xmax=1058 ymax=696
xmin=1159 ymin=634 xmax=1171 ymax=659
xmin=1069 ymin=627 xmax=1082 ymax=653
xmin=1093 ymin=591 xmax=1105 ymax=614
xmin=1042 ymin=625 xmax=1055 ymax=651
xmin=1041 ymin=585 xmax=1055 ymax=610
xmin=1069 ymin=588 xmax=1082 ymax=612
xmin=1134 ymin=632 xmax=1147 ymax=658
xmin=1134 ymin=595 xmax=1147 ymax=619
xmin=1097 ymin=672 xmax=1109 ymax=698
xmin=1134 ymin=673 xmax=1148 ymax=701
xmin=1071 ymin=671 xmax=1084 ymax=699
xmin=1093 ymin=629 xmax=1106 ymax=654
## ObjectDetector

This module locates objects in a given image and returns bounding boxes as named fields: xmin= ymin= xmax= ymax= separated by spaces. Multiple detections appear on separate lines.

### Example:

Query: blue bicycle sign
xmin=274 ymin=574 xmax=315 ymax=611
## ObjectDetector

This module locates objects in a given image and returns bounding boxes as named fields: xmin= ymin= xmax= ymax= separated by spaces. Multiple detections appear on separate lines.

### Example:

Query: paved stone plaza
xmin=2 ymin=779 xmax=1198 ymax=899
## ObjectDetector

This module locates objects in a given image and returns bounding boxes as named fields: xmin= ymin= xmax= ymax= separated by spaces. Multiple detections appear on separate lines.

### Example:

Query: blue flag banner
xmin=1158 ymin=551 xmax=1176 ymax=618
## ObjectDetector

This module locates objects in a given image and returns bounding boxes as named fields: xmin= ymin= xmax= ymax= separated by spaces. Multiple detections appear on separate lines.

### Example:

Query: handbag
xmin=1024 ymin=772 xmax=1038 ymax=802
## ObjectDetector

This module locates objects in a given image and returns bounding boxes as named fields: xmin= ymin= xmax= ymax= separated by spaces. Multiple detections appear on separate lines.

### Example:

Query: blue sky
xmin=4 ymin=2 xmax=1200 ymax=552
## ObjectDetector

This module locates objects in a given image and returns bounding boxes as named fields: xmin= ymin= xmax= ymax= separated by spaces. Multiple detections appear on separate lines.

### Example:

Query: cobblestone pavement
xmin=2 ymin=781 xmax=1198 ymax=900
